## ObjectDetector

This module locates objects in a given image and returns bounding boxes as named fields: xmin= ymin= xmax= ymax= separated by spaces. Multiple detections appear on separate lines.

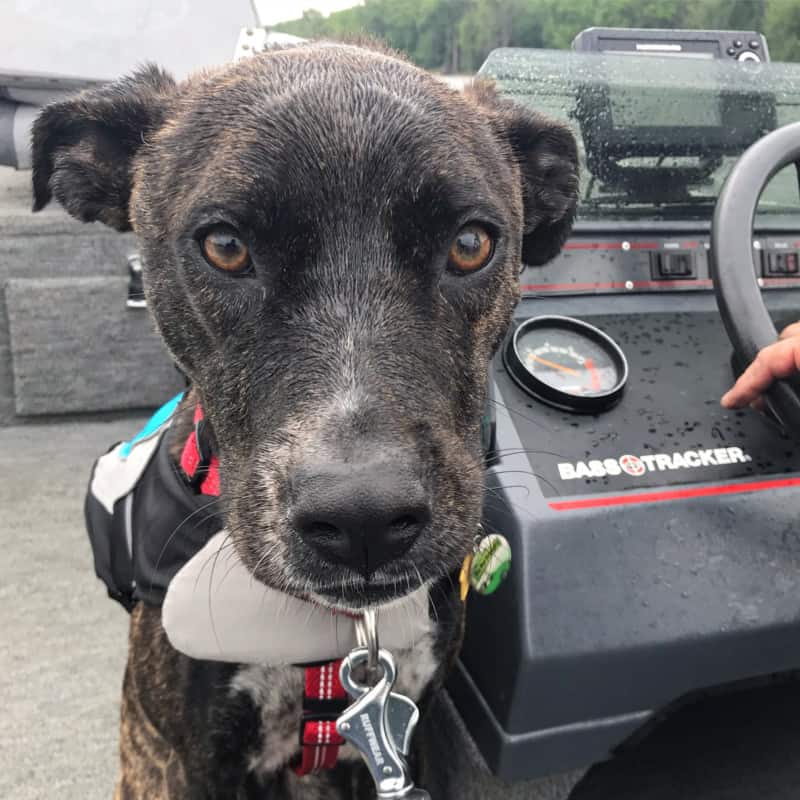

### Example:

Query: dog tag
xmin=459 ymin=553 xmax=473 ymax=602
xmin=469 ymin=532 xmax=512 ymax=596
xmin=337 ymin=647 xmax=431 ymax=799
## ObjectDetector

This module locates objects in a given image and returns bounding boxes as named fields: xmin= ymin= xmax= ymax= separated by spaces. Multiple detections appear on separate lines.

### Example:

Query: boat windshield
xmin=481 ymin=48 xmax=800 ymax=226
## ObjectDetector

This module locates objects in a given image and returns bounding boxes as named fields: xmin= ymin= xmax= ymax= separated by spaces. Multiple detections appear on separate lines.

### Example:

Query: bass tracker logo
xmin=557 ymin=446 xmax=752 ymax=481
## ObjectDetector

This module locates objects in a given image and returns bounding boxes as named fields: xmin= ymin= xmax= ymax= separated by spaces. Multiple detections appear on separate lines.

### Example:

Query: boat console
xmin=456 ymin=36 xmax=800 ymax=779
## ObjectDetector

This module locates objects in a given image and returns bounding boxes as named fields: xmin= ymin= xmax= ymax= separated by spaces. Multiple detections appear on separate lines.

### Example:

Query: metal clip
xmin=337 ymin=647 xmax=431 ymax=799
xmin=126 ymin=254 xmax=146 ymax=309
xmin=355 ymin=607 xmax=380 ymax=683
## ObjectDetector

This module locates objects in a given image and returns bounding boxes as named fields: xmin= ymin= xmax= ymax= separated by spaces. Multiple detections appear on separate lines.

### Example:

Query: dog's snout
xmin=292 ymin=460 xmax=430 ymax=577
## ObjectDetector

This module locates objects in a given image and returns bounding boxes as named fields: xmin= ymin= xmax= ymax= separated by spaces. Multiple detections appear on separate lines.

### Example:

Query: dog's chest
xmin=229 ymin=632 xmax=438 ymax=778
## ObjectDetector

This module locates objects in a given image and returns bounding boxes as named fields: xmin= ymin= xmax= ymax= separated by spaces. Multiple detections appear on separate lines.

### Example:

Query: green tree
xmin=685 ymin=0 xmax=766 ymax=31
xmin=535 ymin=0 xmax=596 ymax=50
xmin=274 ymin=0 xmax=794 ymax=69
xmin=764 ymin=0 xmax=800 ymax=62
xmin=456 ymin=0 xmax=545 ymax=72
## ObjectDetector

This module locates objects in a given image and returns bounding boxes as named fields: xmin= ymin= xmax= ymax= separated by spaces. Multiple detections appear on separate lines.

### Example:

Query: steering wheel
xmin=711 ymin=121 xmax=800 ymax=430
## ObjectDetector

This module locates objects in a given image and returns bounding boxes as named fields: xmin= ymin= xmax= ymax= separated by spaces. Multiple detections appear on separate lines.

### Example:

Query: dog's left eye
xmin=447 ymin=224 xmax=494 ymax=273
xmin=201 ymin=226 xmax=251 ymax=274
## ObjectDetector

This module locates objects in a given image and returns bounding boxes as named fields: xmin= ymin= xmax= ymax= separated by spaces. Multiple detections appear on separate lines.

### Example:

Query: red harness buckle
xmin=294 ymin=660 xmax=348 ymax=775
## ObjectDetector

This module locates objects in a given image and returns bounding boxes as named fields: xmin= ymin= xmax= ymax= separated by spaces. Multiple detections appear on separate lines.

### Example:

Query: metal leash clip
xmin=338 ymin=610 xmax=431 ymax=799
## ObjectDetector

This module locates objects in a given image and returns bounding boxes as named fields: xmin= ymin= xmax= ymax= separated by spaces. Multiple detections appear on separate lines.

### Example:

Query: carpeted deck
xmin=2 ymin=417 xmax=799 ymax=800
xmin=0 ymin=418 xmax=143 ymax=800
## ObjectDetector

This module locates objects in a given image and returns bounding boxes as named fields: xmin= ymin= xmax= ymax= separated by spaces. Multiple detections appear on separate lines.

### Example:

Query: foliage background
xmin=276 ymin=0 xmax=798 ymax=73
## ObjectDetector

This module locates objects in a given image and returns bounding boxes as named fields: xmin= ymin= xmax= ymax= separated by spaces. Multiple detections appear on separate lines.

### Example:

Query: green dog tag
xmin=469 ymin=533 xmax=511 ymax=596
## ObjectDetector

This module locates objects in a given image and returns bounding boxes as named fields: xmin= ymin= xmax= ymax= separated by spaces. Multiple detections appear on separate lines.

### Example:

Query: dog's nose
xmin=292 ymin=461 xmax=430 ymax=577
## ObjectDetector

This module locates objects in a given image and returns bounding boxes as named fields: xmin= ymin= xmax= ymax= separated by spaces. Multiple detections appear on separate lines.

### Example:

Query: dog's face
xmin=32 ymin=45 xmax=577 ymax=607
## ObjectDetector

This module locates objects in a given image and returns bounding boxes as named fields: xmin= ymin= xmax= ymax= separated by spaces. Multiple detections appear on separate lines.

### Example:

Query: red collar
xmin=179 ymin=403 xmax=347 ymax=774
xmin=179 ymin=404 xmax=220 ymax=495
xmin=295 ymin=662 xmax=348 ymax=774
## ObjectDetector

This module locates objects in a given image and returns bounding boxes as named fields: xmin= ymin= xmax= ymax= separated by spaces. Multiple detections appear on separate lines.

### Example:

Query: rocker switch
xmin=762 ymin=251 xmax=800 ymax=276
xmin=651 ymin=251 xmax=695 ymax=279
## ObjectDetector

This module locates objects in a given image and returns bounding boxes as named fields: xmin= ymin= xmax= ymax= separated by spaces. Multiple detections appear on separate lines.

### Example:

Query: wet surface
xmin=499 ymin=310 xmax=800 ymax=497
xmin=571 ymin=679 xmax=800 ymax=800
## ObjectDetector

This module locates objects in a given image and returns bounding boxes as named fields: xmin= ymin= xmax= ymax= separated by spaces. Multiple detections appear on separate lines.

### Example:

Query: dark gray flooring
xmin=0 ymin=418 xmax=143 ymax=800
xmin=2 ymin=417 xmax=800 ymax=799
xmin=573 ymin=679 xmax=800 ymax=798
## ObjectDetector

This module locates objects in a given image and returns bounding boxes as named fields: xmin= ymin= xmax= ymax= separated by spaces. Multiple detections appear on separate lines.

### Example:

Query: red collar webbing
xmin=179 ymin=402 xmax=347 ymax=774
xmin=294 ymin=661 xmax=348 ymax=774
xmin=179 ymin=404 xmax=221 ymax=496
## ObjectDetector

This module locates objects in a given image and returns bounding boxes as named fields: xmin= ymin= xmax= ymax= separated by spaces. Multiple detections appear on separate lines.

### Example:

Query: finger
xmin=779 ymin=321 xmax=800 ymax=340
xmin=721 ymin=338 xmax=800 ymax=408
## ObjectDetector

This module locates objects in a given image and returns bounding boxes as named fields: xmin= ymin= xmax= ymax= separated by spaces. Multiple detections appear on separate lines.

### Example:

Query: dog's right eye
xmin=201 ymin=227 xmax=251 ymax=274
xmin=447 ymin=224 xmax=495 ymax=273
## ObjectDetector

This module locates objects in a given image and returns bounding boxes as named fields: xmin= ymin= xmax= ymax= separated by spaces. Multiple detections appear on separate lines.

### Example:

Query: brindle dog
xmin=31 ymin=44 xmax=578 ymax=799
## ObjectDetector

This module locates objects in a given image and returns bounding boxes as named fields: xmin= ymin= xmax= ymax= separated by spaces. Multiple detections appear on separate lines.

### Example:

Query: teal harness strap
xmin=119 ymin=393 xmax=184 ymax=459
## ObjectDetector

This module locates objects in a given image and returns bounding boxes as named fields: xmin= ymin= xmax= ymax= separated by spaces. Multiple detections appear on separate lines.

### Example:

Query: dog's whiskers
xmin=149 ymin=497 xmax=224 ymax=595
xmin=195 ymin=529 xmax=235 ymax=590
xmin=486 ymin=445 xmax=571 ymax=461
xmin=486 ymin=397 xmax=550 ymax=430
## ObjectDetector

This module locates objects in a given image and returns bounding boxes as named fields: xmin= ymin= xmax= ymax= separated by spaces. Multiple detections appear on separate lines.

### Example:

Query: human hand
xmin=721 ymin=322 xmax=800 ymax=409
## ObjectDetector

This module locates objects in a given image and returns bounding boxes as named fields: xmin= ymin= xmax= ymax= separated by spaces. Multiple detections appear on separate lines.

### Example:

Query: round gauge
xmin=504 ymin=315 xmax=628 ymax=413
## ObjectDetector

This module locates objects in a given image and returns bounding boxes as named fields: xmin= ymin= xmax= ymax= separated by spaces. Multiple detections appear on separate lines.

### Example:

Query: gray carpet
xmin=3 ymin=417 xmax=800 ymax=800
xmin=0 ymin=415 xmax=583 ymax=800
xmin=0 ymin=417 xmax=144 ymax=800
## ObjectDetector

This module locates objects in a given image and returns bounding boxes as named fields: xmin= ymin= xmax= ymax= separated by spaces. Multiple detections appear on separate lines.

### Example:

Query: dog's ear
xmin=469 ymin=81 xmax=579 ymax=266
xmin=506 ymin=108 xmax=580 ymax=267
xmin=31 ymin=65 xmax=176 ymax=232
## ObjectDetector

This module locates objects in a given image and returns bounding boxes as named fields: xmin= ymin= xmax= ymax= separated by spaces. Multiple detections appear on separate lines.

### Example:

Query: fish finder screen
xmin=606 ymin=49 xmax=716 ymax=58
xmin=610 ymin=88 xmax=722 ymax=128
xmin=595 ymin=36 xmax=721 ymax=59
xmin=481 ymin=48 xmax=795 ymax=222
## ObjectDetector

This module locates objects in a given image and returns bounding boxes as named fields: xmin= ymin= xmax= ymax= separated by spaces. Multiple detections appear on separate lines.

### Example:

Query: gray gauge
xmin=504 ymin=315 xmax=628 ymax=413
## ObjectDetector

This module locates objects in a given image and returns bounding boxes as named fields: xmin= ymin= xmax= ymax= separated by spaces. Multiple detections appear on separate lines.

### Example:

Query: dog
xmin=31 ymin=43 xmax=578 ymax=798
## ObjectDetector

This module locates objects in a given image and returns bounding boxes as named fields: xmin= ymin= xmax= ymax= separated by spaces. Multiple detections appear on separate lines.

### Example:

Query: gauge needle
xmin=528 ymin=354 xmax=580 ymax=376
xmin=586 ymin=358 xmax=602 ymax=390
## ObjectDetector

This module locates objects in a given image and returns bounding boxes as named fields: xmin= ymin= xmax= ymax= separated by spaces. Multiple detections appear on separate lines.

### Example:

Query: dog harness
xmin=84 ymin=396 xmax=406 ymax=774
xmin=85 ymin=394 xmax=221 ymax=609
xmin=180 ymin=405 xmax=349 ymax=773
